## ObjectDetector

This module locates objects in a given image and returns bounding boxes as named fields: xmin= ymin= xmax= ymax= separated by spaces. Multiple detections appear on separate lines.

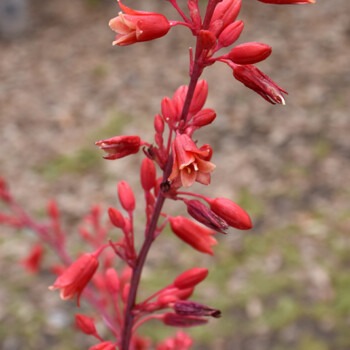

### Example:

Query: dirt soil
xmin=0 ymin=0 xmax=350 ymax=349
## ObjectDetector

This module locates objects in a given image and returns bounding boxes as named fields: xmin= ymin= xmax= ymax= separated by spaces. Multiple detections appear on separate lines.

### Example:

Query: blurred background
xmin=0 ymin=0 xmax=350 ymax=349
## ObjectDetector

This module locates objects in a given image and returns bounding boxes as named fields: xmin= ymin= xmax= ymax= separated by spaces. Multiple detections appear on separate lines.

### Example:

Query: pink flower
xmin=258 ymin=0 xmax=315 ymax=4
xmin=169 ymin=134 xmax=215 ymax=188
xmin=95 ymin=135 xmax=141 ymax=160
xmin=49 ymin=253 xmax=99 ymax=306
xmin=169 ymin=216 xmax=217 ymax=255
xmin=109 ymin=0 xmax=171 ymax=46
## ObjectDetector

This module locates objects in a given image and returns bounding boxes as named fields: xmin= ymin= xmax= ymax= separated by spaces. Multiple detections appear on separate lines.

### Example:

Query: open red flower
xmin=109 ymin=0 xmax=171 ymax=46
xmin=169 ymin=134 xmax=215 ymax=188
xmin=95 ymin=135 xmax=141 ymax=160
xmin=49 ymin=252 xmax=99 ymax=306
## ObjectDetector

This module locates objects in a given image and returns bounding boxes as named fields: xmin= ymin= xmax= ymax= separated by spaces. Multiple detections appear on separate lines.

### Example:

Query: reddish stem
xmin=120 ymin=2 xmax=219 ymax=347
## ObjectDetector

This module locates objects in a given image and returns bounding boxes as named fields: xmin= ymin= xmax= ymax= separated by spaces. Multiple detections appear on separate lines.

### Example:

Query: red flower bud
xmin=169 ymin=216 xmax=217 ymax=255
xmin=75 ymin=314 xmax=97 ymax=335
xmin=117 ymin=181 xmax=135 ymax=212
xmin=154 ymin=114 xmax=165 ymax=133
xmin=208 ymin=197 xmax=252 ymax=230
xmin=218 ymin=20 xmax=244 ymax=47
xmin=228 ymin=42 xmax=272 ymax=65
xmin=108 ymin=207 xmax=125 ymax=228
xmin=191 ymin=109 xmax=216 ymax=128
xmin=140 ymin=158 xmax=156 ymax=191
xmin=210 ymin=0 xmax=242 ymax=36
xmin=95 ymin=135 xmax=141 ymax=160
xmin=173 ymin=268 xmax=209 ymax=289
xmin=105 ymin=268 xmax=120 ymax=294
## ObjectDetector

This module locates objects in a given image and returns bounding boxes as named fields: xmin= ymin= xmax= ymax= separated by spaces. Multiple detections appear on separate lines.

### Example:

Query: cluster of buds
xmin=0 ymin=0 xmax=315 ymax=349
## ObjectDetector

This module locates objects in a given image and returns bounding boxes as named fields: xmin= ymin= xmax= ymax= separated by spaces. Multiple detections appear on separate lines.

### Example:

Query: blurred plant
xmin=0 ymin=0 xmax=316 ymax=349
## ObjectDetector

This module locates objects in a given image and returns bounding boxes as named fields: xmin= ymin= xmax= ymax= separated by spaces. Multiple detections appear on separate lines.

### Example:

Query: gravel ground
xmin=0 ymin=0 xmax=349 ymax=349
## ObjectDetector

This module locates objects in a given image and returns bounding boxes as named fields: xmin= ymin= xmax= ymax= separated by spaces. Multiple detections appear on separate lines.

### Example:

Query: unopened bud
xmin=117 ymin=181 xmax=135 ymax=212
xmin=208 ymin=197 xmax=253 ymax=230
xmin=75 ymin=314 xmax=97 ymax=335
xmin=140 ymin=158 xmax=156 ymax=191
xmin=108 ymin=207 xmax=125 ymax=228
xmin=173 ymin=268 xmax=208 ymax=289
xmin=191 ymin=109 xmax=216 ymax=127
xmin=228 ymin=42 xmax=272 ymax=65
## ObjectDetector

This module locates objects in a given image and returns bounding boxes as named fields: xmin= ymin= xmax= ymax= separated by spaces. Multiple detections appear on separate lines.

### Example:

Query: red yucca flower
xmin=109 ymin=0 xmax=171 ymax=46
xmin=49 ymin=253 xmax=99 ymax=306
xmin=95 ymin=135 xmax=141 ymax=160
xmin=169 ymin=134 xmax=215 ymax=188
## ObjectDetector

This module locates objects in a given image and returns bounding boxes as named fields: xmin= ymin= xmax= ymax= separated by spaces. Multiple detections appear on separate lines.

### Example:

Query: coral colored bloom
xmin=95 ymin=135 xmax=141 ymax=160
xmin=258 ymin=0 xmax=315 ymax=4
xmin=109 ymin=1 xmax=171 ymax=46
xmin=169 ymin=216 xmax=217 ymax=255
xmin=169 ymin=134 xmax=215 ymax=188
xmin=49 ymin=253 xmax=99 ymax=306
xmin=232 ymin=64 xmax=287 ymax=104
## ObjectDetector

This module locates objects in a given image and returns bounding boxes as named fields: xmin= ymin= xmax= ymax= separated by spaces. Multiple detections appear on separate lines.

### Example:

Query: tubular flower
xmin=49 ymin=253 xmax=99 ymax=306
xmin=95 ymin=135 xmax=141 ymax=160
xmin=109 ymin=0 xmax=171 ymax=46
xmin=169 ymin=134 xmax=215 ymax=188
